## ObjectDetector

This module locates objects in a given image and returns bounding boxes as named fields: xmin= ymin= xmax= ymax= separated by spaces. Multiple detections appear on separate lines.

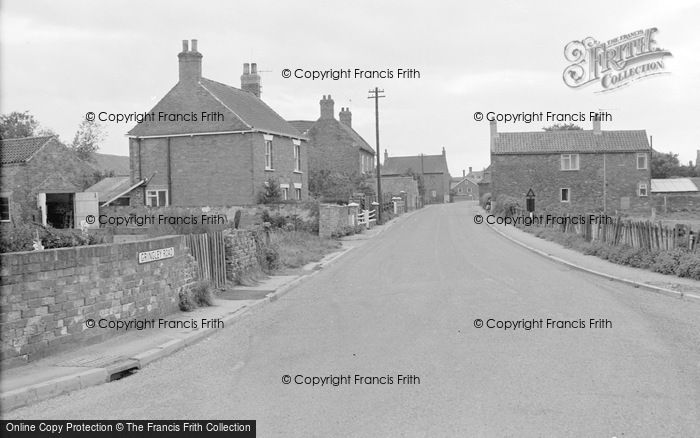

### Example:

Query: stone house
xmin=0 ymin=136 xmax=97 ymax=228
xmin=127 ymin=40 xmax=307 ymax=207
xmin=489 ymin=120 xmax=651 ymax=214
xmin=382 ymin=149 xmax=452 ymax=204
xmin=288 ymin=95 xmax=375 ymax=179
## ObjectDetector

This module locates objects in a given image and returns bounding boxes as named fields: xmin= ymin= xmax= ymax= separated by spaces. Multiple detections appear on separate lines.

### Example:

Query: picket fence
xmin=513 ymin=209 xmax=697 ymax=253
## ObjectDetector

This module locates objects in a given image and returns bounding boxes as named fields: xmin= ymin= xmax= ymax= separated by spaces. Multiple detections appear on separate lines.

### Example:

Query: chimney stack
xmin=384 ymin=149 xmax=389 ymax=163
xmin=469 ymin=166 xmax=472 ymax=174
xmin=442 ymin=146 xmax=446 ymax=156
xmin=696 ymin=150 xmax=700 ymax=170
xmin=339 ymin=107 xmax=352 ymax=127
xmin=462 ymin=169 xmax=465 ymax=177
xmin=178 ymin=39 xmax=203 ymax=83
xmin=489 ymin=120 xmax=499 ymax=151
xmin=241 ymin=62 xmax=262 ymax=98
xmin=592 ymin=117 xmax=602 ymax=135
xmin=320 ymin=95 xmax=334 ymax=120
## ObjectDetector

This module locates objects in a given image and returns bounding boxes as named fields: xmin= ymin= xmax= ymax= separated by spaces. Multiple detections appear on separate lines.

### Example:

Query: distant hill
xmin=89 ymin=152 xmax=130 ymax=176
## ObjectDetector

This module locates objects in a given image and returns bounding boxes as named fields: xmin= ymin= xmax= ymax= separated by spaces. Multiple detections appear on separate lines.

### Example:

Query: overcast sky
xmin=2 ymin=0 xmax=699 ymax=175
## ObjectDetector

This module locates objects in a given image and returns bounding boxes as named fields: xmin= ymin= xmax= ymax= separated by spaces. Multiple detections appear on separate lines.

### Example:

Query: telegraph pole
xmin=368 ymin=87 xmax=385 ymax=224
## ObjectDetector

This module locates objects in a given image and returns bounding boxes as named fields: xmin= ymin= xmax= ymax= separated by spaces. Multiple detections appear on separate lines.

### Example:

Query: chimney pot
xmin=339 ymin=106 xmax=352 ymax=127
xmin=178 ymin=39 xmax=202 ymax=83
xmin=241 ymin=62 xmax=261 ymax=98
xmin=320 ymin=95 xmax=335 ymax=120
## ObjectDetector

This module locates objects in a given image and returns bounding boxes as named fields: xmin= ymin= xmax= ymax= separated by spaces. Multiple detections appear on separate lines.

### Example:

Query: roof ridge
xmin=198 ymin=79 xmax=252 ymax=130
xmin=0 ymin=135 xmax=55 ymax=143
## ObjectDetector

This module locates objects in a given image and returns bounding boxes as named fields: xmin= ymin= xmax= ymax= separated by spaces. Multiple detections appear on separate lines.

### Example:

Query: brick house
xmin=288 ymin=95 xmax=375 ymax=178
xmin=127 ymin=40 xmax=307 ymax=207
xmin=489 ymin=120 xmax=651 ymax=214
xmin=451 ymin=175 xmax=480 ymax=201
xmin=0 ymin=136 xmax=97 ymax=228
xmin=382 ymin=149 xmax=452 ymax=204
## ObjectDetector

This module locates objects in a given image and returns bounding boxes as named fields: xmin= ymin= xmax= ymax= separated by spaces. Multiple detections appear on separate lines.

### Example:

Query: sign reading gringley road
xmin=138 ymin=247 xmax=175 ymax=264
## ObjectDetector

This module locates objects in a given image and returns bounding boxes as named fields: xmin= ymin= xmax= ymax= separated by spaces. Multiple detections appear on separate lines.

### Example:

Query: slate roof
xmin=85 ymin=177 xmax=133 ymax=202
xmin=382 ymin=154 xmax=450 ymax=175
xmin=128 ymin=78 xmax=302 ymax=138
xmin=288 ymin=120 xmax=315 ymax=135
xmin=650 ymin=178 xmax=699 ymax=193
xmin=492 ymin=130 xmax=650 ymax=154
xmin=292 ymin=119 xmax=375 ymax=154
xmin=339 ymin=123 xmax=374 ymax=154
xmin=451 ymin=176 xmax=479 ymax=189
xmin=0 ymin=136 xmax=54 ymax=164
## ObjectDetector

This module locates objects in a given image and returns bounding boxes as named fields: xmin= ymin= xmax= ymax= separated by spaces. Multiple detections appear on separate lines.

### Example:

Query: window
xmin=146 ymin=189 xmax=168 ymax=207
xmin=560 ymin=188 xmax=570 ymax=202
xmin=467 ymin=187 xmax=472 ymax=193
xmin=638 ymin=182 xmax=648 ymax=197
xmin=637 ymin=153 xmax=648 ymax=170
xmin=0 ymin=196 xmax=10 ymax=222
xmin=294 ymin=142 xmax=301 ymax=172
xmin=431 ymin=190 xmax=437 ymax=198
xmin=458 ymin=188 xmax=463 ymax=193
xmin=280 ymin=183 xmax=290 ymax=201
xmin=561 ymin=154 xmax=580 ymax=171
xmin=264 ymin=135 xmax=274 ymax=170
xmin=295 ymin=188 xmax=302 ymax=200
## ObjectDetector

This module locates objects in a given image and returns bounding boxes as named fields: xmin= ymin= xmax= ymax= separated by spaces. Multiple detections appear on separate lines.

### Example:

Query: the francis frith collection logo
xmin=563 ymin=28 xmax=672 ymax=92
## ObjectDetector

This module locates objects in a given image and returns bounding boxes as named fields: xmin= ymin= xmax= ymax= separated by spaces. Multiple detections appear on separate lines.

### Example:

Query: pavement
xmin=0 ymin=209 xmax=416 ymax=413
xmin=482 ymin=207 xmax=700 ymax=302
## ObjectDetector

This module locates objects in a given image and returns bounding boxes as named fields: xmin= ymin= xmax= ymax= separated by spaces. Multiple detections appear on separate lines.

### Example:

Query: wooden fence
xmin=513 ymin=209 xmax=697 ymax=253
xmin=185 ymin=232 xmax=227 ymax=288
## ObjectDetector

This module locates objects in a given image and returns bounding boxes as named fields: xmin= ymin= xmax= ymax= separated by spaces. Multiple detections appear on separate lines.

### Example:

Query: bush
xmin=0 ymin=223 xmax=104 ymax=253
xmin=491 ymin=194 xmax=520 ymax=218
xmin=179 ymin=281 xmax=214 ymax=311
xmin=651 ymin=249 xmax=684 ymax=275
xmin=675 ymin=253 xmax=700 ymax=280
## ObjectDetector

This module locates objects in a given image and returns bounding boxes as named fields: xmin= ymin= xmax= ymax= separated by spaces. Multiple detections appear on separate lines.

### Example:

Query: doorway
xmin=45 ymin=193 xmax=75 ymax=229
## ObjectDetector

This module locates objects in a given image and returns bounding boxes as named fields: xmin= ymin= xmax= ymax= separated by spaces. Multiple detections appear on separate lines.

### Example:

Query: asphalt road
xmin=5 ymin=202 xmax=700 ymax=436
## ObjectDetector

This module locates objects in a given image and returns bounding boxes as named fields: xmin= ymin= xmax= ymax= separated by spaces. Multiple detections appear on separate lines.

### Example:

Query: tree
xmin=542 ymin=123 xmax=583 ymax=131
xmin=0 ymin=111 xmax=39 ymax=139
xmin=257 ymin=177 xmax=282 ymax=204
xmin=71 ymin=120 xmax=105 ymax=161
xmin=651 ymin=149 xmax=698 ymax=178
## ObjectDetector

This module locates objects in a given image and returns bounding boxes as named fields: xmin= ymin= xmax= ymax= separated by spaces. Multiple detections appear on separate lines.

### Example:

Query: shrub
xmin=0 ymin=223 xmax=104 ymax=253
xmin=179 ymin=281 xmax=215 ymax=311
xmin=491 ymin=195 xmax=520 ymax=218
xmin=675 ymin=253 xmax=700 ymax=280
xmin=651 ymin=249 xmax=684 ymax=275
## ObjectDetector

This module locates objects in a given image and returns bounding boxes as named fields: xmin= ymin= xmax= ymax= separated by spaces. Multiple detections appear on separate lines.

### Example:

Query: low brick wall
xmin=0 ymin=236 xmax=198 ymax=368
xmin=224 ymin=229 xmax=264 ymax=283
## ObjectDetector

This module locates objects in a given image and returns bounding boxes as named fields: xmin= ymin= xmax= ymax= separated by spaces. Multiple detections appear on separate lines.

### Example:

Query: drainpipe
xmin=167 ymin=137 xmax=172 ymax=205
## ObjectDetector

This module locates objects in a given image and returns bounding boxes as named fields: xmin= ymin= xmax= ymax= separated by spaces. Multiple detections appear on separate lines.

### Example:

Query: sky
xmin=2 ymin=0 xmax=699 ymax=176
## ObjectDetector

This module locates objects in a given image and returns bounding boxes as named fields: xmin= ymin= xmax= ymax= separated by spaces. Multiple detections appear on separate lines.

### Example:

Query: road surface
xmin=5 ymin=202 xmax=700 ymax=436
